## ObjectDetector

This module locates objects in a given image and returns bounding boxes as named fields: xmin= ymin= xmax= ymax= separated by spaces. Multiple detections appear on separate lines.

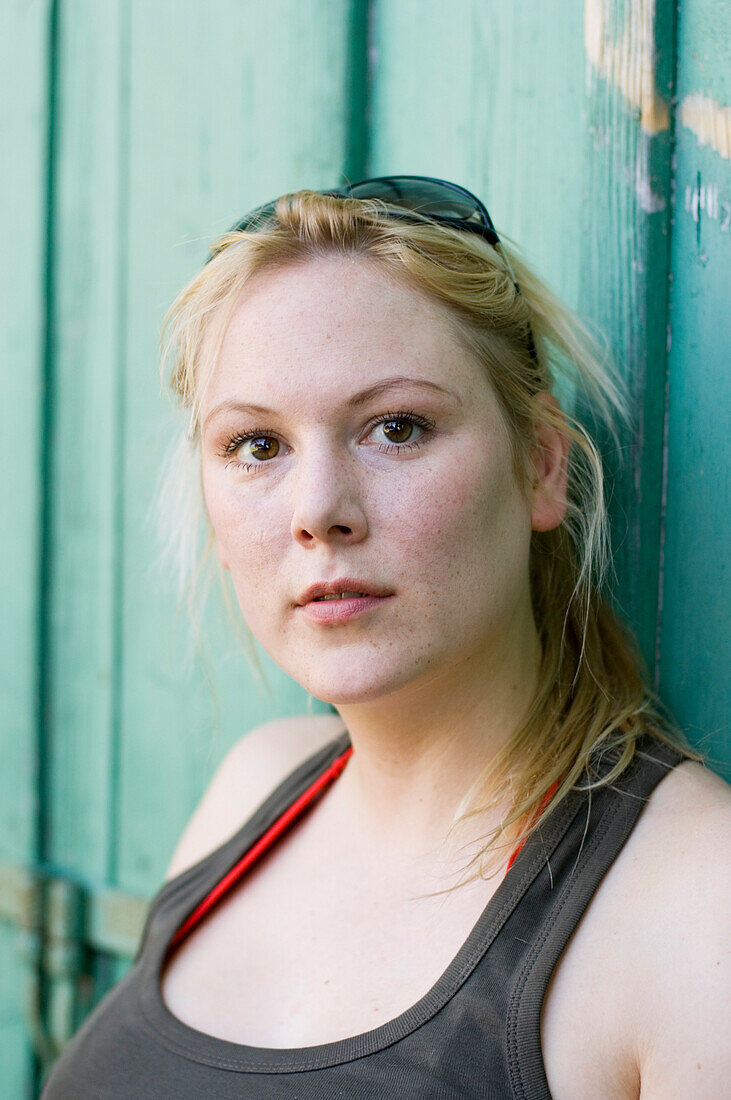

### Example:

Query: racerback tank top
xmin=41 ymin=730 xmax=681 ymax=1099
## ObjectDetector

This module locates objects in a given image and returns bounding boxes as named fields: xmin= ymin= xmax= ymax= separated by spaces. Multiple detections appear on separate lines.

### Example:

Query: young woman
xmin=42 ymin=177 xmax=729 ymax=1098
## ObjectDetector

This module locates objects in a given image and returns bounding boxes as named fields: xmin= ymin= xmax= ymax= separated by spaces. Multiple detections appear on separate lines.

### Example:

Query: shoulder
xmin=538 ymin=756 xmax=725 ymax=1100
xmin=622 ymin=759 xmax=731 ymax=1095
xmin=619 ymin=757 xmax=731 ymax=917
xmin=545 ymin=757 xmax=730 ymax=1099
xmin=163 ymin=712 xmax=347 ymax=882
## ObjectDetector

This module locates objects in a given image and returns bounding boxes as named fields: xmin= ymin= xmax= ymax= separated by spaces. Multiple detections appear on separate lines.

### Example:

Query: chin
xmin=287 ymin=652 xmax=417 ymax=706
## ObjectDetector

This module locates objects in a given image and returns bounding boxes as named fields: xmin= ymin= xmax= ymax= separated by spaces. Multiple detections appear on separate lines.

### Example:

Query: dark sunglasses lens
xmin=345 ymin=179 xmax=483 ymax=225
xmin=229 ymin=199 xmax=278 ymax=233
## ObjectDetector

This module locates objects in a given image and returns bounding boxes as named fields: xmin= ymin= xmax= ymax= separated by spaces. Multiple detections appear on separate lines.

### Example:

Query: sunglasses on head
xmin=208 ymin=174 xmax=537 ymax=362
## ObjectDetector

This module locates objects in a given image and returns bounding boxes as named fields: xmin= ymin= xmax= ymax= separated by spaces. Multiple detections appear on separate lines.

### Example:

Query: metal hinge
xmin=0 ymin=857 xmax=149 ymax=1065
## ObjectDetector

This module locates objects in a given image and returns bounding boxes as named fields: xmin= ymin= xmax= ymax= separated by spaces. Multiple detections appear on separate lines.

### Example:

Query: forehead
xmin=203 ymin=255 xmax=490 ymax=412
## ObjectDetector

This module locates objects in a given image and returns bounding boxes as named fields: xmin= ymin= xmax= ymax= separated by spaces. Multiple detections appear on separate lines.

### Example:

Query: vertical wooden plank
xmin=580 ymin=0 xmax=676 ymax=668
xmin=659 ymin=0 xmax=730 ymax=775
xmin=47 ymin=0 xmax=126 ymax=885
xmin=118 ymin=0 xmax=355 ymax=898
xmin=0 ymin=0 xmax=52 ymax=1093
xmin=370 ymin=1 xmax=588 ymax=316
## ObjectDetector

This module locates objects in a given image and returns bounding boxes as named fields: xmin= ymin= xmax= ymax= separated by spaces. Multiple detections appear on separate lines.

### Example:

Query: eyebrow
xmin=203 ymin=375 xmax=462 ymax=428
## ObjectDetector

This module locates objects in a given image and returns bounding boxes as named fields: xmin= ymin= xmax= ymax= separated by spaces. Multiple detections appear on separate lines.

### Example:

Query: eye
xmin=377 ymin=418 xmax=416 ymax=444
xmin=244 ymin=435 xmax=279 ymax=461
xmin=368 ymin=409 xmax=436 ymax=452
xmin=217 ymin=430 xmax=282 ymax=472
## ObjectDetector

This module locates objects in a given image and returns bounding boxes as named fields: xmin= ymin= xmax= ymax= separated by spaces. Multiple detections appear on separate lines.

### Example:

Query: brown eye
xmin=381 ymin=419 xmax=414 ymax=444
xmin=248 ymin=436 xmax=279 ymax=461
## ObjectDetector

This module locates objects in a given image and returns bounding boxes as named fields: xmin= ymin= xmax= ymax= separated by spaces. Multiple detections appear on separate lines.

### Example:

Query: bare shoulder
xmin=542 ymin=757 xmax=730 ymax=1099
xmin=628 ymin=757 xmax=731 ymax=873
xmin=163 ymin=712 xmax=347 ymax=882
xmin=623 ymin=760 xmax=731 ymax=1096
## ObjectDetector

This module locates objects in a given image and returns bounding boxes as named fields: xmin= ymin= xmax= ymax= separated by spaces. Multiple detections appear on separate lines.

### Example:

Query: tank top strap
xmin=135 ymin=730 xmax=353 ymax=964
xmin=505 ymin=734 xmax=684 ymax=1099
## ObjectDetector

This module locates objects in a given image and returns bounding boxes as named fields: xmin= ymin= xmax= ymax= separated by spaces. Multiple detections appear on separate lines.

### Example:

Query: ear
xmin=216 ymin=540 xmax=230 ymax=570
xmin=529 ymin=392 xmax=569 ymax=532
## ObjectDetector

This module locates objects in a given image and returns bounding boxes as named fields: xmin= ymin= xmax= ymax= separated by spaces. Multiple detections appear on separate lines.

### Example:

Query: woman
xmin=42 ymin=177 xmax=729 ymax=1098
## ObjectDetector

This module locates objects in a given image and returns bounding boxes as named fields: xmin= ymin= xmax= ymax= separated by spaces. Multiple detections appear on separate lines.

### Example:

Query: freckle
xmin=324 ymin=979 xmax=330 ymax=985
xmin=697 ymin=1063 xmax=702 ymax=1070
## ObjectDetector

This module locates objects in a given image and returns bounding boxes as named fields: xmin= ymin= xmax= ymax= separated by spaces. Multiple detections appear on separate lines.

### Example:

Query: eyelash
xmin=217 ymin=409 xmax=437 ymax=473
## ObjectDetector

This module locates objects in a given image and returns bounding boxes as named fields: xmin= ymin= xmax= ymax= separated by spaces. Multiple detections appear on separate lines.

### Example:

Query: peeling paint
xmin=584 ymin=0 xmax=669 ymax=134
xmin=684 ymin=177 xmax=731 ymax=233
xmin=635 ymin=136 xmax=666 ymax=212
xmin=679 ymin=93 xmax=731 ymax=159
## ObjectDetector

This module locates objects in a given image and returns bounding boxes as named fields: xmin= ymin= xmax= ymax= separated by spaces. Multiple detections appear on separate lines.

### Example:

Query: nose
xmin=290 ymin=441 xmax=368 ymax=548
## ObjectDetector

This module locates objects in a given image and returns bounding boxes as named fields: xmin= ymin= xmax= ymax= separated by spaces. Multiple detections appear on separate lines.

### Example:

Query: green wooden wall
xmin=2 ymin=1 xmax=728 ymax=1094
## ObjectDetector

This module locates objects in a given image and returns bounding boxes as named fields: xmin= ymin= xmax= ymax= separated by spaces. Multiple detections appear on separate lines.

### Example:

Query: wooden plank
xmin=659 ymin=0 xmax=730 ymax=775
xmin=0 ymin=0 xmax=52 ymax=1092
xmin=579 ymin=0 xmax=676 ymax=670
xmin=117 ymin=0 xmax=354 ymax=897
xmin=370 ymin=1 xmax=587 ymax=317
xmin=46 ymin=0 xmax=126 ymax=884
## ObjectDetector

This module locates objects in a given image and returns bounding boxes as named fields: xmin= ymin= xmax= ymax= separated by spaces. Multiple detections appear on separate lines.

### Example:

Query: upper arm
xmin=631 ymin=763 xmax=731 ymax=1097
xmin=163 ymin=711 xmax=346 ymax=882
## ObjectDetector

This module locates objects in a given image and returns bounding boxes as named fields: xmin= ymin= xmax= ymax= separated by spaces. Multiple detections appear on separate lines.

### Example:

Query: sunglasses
xmin=209 ymin=174 xmax=537 ymax=361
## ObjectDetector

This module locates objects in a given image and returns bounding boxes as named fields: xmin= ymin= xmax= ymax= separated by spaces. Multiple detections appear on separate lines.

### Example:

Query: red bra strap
xmin=505 ymin=778 xmax=561 ymax=873
xmin=169 ymin=745 xmax=354 ymax=950
xmin=169 ymin=752 xmax=559 ymax=950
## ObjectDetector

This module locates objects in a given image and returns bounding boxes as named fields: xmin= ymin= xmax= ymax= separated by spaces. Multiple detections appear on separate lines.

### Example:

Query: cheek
xmin=203 ymin=473 xmax=284 ymax=594
xmin=394 ymin=456 xmax=531 ymax=608
xmin=400 ymin=453 xmax=521 ymax=547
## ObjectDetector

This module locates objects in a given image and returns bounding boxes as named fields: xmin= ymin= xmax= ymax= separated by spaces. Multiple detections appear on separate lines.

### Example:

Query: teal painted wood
xmin=370 ymin=2 xmax=588 ymax=317
xmin=660 ymin=0 xmax=730 ymax=777
xmin=0 ymin=1 xmax=53 ymax=1094
xmin=47 ymin=0 xmax=126 ymax=884
xmin=0 ymin=4 xmax=53 ymax=1095
xmin=579 ymin=0 xmax=677 ymax=675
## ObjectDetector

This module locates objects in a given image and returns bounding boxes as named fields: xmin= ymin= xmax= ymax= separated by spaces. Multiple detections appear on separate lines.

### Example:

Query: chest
xmin=159 ymin=818 xmax=638 ymax=1100
xmin=161 ymin=824 xmax=499 ymax=1048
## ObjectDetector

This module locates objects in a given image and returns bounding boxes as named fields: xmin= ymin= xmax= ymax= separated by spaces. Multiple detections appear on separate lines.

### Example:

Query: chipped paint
xmin=584 ymin=0 xmax=669 ymax=134
xmin=635 ymin=136 xmax=666 ymax=212
xmin=684 ymin=177 xmax=731 ymax=233
xmin=679 ymin=93 xmax=731 ymax=159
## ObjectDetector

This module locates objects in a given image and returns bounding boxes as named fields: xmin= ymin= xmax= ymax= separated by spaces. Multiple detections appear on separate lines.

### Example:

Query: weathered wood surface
xmin=659 ymin=0 xmax=730 ymax=776
xmin=0 ymin=2 xmax=53 ymax=1094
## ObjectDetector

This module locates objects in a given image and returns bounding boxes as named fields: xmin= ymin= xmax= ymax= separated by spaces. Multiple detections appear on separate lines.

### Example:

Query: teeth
xmin=314 ymin=592 xmax=366 ymax=601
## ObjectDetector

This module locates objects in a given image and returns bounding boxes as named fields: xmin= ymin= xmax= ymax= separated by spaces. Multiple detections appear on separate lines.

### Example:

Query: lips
xmin=296 ymin=578 xmax=393 ymax=606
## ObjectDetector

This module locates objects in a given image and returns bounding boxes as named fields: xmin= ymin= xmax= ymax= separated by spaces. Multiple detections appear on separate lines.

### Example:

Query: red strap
xmin=169 ymin=745 xmax=354 ymax=950
xmin=504 ymin=778 xmax=560 ymax=873
xmin=169 ymin=753 xmax=559 ymax=950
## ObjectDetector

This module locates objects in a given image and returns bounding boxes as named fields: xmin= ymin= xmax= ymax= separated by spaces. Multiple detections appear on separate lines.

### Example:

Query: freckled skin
xmin=199 ymin=255 xmax=546 ymax=709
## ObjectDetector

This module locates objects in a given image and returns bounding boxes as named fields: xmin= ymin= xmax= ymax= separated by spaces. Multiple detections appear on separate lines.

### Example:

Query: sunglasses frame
xmin=220 ymin=175 xmax=501 ymax=246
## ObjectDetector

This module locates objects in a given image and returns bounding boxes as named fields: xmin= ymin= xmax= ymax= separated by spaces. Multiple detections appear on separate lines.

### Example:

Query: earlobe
xmin=529 ymin=393 xmax=570 ymax=533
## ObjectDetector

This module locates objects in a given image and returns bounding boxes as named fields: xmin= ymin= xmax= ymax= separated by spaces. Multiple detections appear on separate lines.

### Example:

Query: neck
xmin=330 ymin=607 xmax=542 ymax=864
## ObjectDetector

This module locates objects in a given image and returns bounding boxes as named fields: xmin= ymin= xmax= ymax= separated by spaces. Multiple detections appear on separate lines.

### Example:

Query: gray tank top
xmin=41 ymin=731 xmax=681 ymax=1099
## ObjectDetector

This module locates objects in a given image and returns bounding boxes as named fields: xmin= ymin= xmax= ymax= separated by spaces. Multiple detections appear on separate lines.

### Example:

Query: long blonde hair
xmin=155 ymin=190 xmax=696 ymax=883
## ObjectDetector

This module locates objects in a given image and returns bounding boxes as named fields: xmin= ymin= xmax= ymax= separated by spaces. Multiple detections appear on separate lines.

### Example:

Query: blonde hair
xmin=154 ymin=190 xmax=696 ymax=884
